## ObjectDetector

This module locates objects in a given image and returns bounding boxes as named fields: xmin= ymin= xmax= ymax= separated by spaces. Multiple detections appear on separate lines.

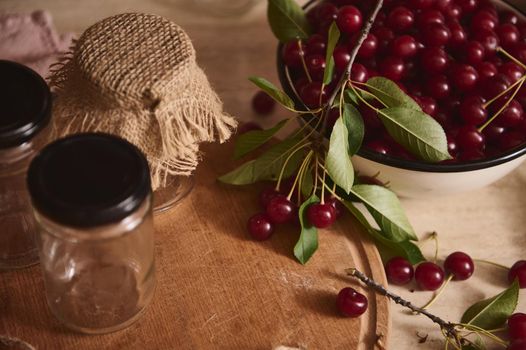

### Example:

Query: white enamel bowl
xmin=278 ymin=0 xmax=526 ymax=198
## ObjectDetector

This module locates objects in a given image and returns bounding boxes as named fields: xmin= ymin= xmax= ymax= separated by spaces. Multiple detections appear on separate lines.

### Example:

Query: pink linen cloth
xmin=0 ymin=10 xmax=74 ymax=78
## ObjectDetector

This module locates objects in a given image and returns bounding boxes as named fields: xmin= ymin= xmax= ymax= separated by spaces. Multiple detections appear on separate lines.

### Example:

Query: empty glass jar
xmin=27 ymin=133 xmax=156 ymax=334
xmin=0 ymin=60 xmax=51 ymax=270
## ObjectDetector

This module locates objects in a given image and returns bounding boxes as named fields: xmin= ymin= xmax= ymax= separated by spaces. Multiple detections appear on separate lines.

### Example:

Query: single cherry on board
xmin=252 ymin=91 xmax=275 ymax=115
xmin=336 ymin=287 xmax=368 ymax=317
xmin=247 ymin=213 xmax=274 ymax=241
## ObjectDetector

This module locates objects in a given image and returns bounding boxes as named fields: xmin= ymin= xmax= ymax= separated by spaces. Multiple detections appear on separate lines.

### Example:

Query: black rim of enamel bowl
xmin=276 ymin=0 xmax=526 ymax=173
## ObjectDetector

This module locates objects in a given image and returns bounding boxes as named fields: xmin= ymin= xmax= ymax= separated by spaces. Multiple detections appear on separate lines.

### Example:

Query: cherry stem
xmin=418 ymin=274 xmax=454 ymax=311
xmin=473 ymin=258 xmax=509 ymax=271
xmin=350 ymin=83 xmax=389 ymax=108
xmin=482 ymin=75 xmax=525 ymax=109
xmin=316 ymin=174 xmax=343 ymax=201
xmin=498 ymin=47 xmax=526 ymax=70
xmin=478 ymin=76 xmax=526 ymax=132
xmin=456 ymin=324 xmax=508 ymax=347
xmin=298 ymin=39 xmax=313 ymax=83
xmin=287 ymin=150 xmax=314 ymax=200
xmin=318 ymin=0 xmax=384 ymax=137
xmin=346 ymin=268 xmax=461 ymax=345
xmin=275 ymin=142 xmax=311 ymax=192
xmin=321 ymin=165 xmax=327 ymax=204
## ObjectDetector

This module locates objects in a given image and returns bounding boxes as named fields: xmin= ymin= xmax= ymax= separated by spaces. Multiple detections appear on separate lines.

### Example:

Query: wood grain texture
xmin=0 ymin=140 xmax=389 ymax=350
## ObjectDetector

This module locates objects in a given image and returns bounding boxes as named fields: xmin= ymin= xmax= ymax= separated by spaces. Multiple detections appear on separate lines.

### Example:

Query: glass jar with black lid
xmin=0 ymin=60 xmax=51 ymax=269
xmin=27 ymin=133 xmax=156 ymax=334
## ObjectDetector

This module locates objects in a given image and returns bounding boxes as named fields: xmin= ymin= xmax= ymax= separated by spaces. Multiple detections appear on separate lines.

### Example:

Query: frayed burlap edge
xmin=47 ymin=43 xmax=237 ymax=190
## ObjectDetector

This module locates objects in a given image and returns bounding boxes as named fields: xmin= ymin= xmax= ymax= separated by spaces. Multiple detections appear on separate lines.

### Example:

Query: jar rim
xmin=27 ymin=133 xmax=152 ymax=228
xmin=0 ymin=60 xmax=51 ymax=149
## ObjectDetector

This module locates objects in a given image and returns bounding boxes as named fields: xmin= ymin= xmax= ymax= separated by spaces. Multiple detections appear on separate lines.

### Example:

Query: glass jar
xmin=27 ymin=133 xmax=156 ymax=334
xmin=0 ymin=60 xmax=51 ymax=270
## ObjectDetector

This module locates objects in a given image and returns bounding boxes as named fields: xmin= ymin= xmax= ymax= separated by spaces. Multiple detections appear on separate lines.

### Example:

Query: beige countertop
xmin=1 ymin=0 xmax=525 ymax=349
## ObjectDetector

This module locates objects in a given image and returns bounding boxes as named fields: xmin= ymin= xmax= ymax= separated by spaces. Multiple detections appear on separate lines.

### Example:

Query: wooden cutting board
xmin=0 ymin=140 xmax=390 ymax=350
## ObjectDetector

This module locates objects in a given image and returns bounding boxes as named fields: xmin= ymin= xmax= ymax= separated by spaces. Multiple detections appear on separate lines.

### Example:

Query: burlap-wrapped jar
xmin=49 ymin=13 xmax=237 ymax=190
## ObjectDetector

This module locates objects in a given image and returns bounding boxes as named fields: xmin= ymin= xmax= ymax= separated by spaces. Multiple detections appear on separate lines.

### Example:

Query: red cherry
xmin=500 ymin=10 xmax=520 ymax=25
xmin=326 ymin=197 xmax=344 ymax=219
xmin=471 ymin=10 xmax=499 ymax=32
xmin=336 ymin=287 xmax=368 ymax=317
xmin=474 ymin=29 xmax=500 ymax=55
xmin=508 ymin=313 xmax=526 ymax=341
xmin=456 ymin=125 xmax=485 ymax=151
xmin=462 ymin=41 xmax=486 ymax=65
xmin=423 ymin=22 xmax=451 ymax=47
xmin=357 ymin=34 xmax=379 ymax=58
xmin=266 ymin=195 xmax=295 ymax=224
xmin=497 ymin=23 xmax=520 ymax=49
xmin=306 ymin=34 xmax=327 ymax=55
xmin=497 ymin=100 xmax=524 ymax=127
xmin=351 ymin=63 xmax=369 ymax=83
xmin=391 ymin=35 xmax=418 ymax=58
xmin=415 ymin=262 xmax=445 ymax=291
xmin=498 ymin=131 xmax=524 ymax=151
xmin=373 ymin=26 xmax=395 ymax=53
xmin=379 ymin=56 xmax=405 ymax=81
xmin=260 ymin=187 xmax=280 ymax=209
xmin=448 ymin=20 xmax=467 ymax=48
xmin=307 ymin=203 xmax=336 ymax=228
xmin=421 ymin=47 xmax=449 ymax=73
xmin=334 ymin=45 xmax=351 ymax=72
xmin=417 ymin=9 xmax=445 ymax=28
xmin=444 ymin=251 xmax=475 ymax=281
xmin=387 ymin=6 xmax=415 ymax=32
xmin=426 ymin=75 xmax=451 ymax=99
xmin=509 ymin=260 xmax=526 ymax=288
xmin=509 ymin=339 xmax=526 ymax=350
xmin=247 ymin=213 xmax=274 ymax=241
xmin=336 ymin=6 xmax=363 ymax=34
xmin=300 ymin=82 xmax=329 ymax=108
xmin=282 ymin=40 xmax=305 ymax=68
xmin=476 ymin=61 xmax=498 ymax=81
xmin=443 ymin=4 xmax=462 ymax=20
xmin=450 ymin=64 xmax=479 ymax=91
xmin=365 ymin=139 xmax=391 ymax=155
xmin=457 ymin=0 xmax=478 ymax=13
xmin=252 ymin=91 xmax=276 ymax=115
xmin=410 ymin=0 xmax=435 ymax=10
xmin=459 ymin=95 xmax=487 ymax=125
xmin=500 ymin=62 xmax=525 ymax=84
xmin=385 ymin=257 xmax=414 ymax=285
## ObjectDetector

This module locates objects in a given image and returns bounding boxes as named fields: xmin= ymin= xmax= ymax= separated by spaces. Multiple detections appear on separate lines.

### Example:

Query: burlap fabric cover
xmin=49 ymin=13 xmax=237 ymax=190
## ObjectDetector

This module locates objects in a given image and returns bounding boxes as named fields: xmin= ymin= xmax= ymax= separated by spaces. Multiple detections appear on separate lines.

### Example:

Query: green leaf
xmin=267 ymin=0 xmax=311 ymax=43
xmin=350 ymin=184 xmax=417 ymax=242
xmin=233 ymin=119 xmax=288 ymax=159
xmin=323 ymin=22 xmax=340 ymax=85
xmin=294 ymin=194 xmax=319 ymax=264
xmin=300 ymin=167 xmax=314 ymax=198
xmin=342 ymin=103 xmax=364 ymax=156
xmin=461 ymin=280 xmax=520 ymax=330
xmin=344 ymin=88 xmax=361 ymax=105
xmin=366 ymin=77 xmax=422 ymax=111
xmin=342 ymin=201 xmax=424 ymax=264
xmin=249 ymin=77 xmax=295 ymax=110
xmin=326 ymin=116 xmax=354 ymax=194
xmin=379 ymin=107 xmax=451 ymax=162
xmin=219 ymin=136 xmax=304 ymax=185
xmin=461 ymin=338 xmax=486 ymax=350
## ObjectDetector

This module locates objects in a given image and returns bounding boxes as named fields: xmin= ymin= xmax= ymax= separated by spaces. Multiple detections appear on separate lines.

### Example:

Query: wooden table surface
xmin=0 ymin=0 xmax=525 ymax=349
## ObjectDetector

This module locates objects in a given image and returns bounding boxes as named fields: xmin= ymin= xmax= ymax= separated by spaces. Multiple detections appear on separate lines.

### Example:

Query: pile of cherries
xmin=247 ymin=180 xmax=344 ymax=241
xmin=282 ymin=0 xmax=526 ymax=162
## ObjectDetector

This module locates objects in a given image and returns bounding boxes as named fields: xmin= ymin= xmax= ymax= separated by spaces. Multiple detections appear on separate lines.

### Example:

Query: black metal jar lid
xmin=27 ymin=133 xmax=152 ymax=228
xmin=0 ymin=60 xmax=51 ymax=149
